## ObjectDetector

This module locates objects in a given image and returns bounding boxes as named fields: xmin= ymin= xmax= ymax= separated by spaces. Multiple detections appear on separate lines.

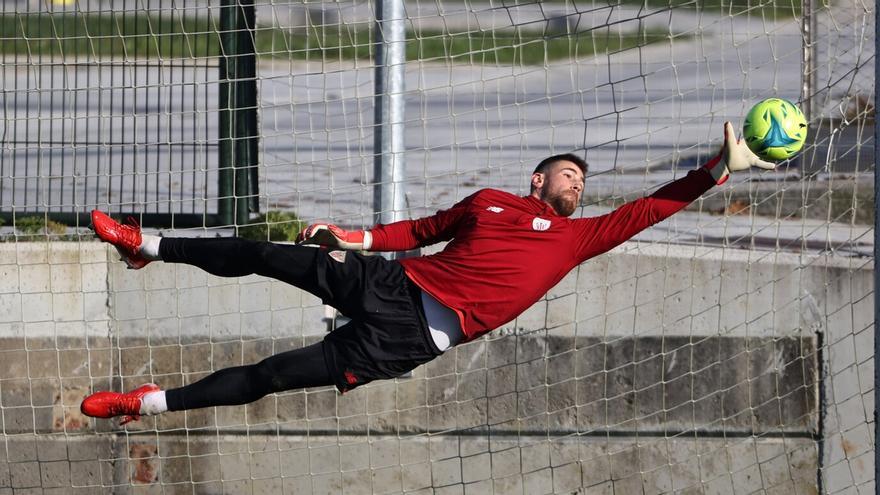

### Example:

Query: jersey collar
xmin=523 ymin=194 xmax=563 ymax=217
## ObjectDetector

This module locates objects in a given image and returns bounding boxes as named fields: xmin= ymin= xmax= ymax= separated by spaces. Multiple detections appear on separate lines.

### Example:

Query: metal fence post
xmin=373 ymin=0 xmax=407 ymax=230
xmin=219 ymin=0 xmax=259 ymax=227
xmin=873 ymin=0 xmax=879 ymax=487
xmin=801 ymin=0 xmax=816 ymax=122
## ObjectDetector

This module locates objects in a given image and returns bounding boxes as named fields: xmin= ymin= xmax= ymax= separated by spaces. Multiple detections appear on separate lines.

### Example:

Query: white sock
xmin=139 ymin=235 xmax=163 ymax=261
xmin=139 ymin=391 xmax=168 ymax=416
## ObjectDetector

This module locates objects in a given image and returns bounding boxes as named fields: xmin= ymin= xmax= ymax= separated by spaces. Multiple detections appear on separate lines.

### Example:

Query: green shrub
xmin=237 ymin=211 xmax=306 ymax=242
xmin=15 ymin=216 xmax=68 ymax=237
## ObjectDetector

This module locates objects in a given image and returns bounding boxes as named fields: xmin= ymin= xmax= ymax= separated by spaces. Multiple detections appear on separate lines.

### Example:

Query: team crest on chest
xmin=532 ymin=217 xmax=552 ymax=231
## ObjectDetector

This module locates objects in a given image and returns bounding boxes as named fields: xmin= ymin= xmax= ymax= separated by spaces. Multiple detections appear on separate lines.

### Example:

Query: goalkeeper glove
xmin=705 ymin=121 xmax=777 ymax=185
xmin=296 ymin=223 xmax=372 ymax=251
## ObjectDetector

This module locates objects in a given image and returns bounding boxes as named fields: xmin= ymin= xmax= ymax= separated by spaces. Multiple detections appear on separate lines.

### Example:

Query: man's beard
xmin=545 ymin=190 xmax=578 ymax=216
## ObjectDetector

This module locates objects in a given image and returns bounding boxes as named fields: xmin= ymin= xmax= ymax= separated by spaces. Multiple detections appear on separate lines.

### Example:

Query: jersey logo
xmin=532 ymin=217 xmax=551 ymax=231
xmin=486 ymin=206 xmax=504 ymax=213
xmin=329 ymin=250 xmax=347 ymax=263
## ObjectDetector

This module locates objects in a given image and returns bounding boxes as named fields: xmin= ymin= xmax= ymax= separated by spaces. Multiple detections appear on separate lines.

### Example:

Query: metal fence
xmin=0 ymin=0 xmax=258 ymax=228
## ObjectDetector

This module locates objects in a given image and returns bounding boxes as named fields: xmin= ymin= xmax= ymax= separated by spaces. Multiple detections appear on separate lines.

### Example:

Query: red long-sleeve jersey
xmin=370 ymin=164 xmax=717 ymax=342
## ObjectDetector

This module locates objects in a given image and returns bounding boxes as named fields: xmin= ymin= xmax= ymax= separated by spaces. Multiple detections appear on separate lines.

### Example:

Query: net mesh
xmin=0 ymin=0 xmax=874 ymax=493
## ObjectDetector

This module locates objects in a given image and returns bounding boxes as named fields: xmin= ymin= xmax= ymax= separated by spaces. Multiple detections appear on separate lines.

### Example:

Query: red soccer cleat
xmin=81 ymin=383 xmax=161 ymax=425
xmin=90 ymin=210 xmax=150 ymax=269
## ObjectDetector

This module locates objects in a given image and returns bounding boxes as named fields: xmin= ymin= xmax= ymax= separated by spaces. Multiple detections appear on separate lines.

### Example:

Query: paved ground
xmin=0 ymin=1 xmax=873 ymax=254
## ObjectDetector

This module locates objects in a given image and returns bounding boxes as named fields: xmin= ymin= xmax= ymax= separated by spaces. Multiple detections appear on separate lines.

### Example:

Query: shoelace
xmin=109 ymin=393 xmax=143 ymax=425
xmin=107 ymin=394 xmax=141 ymax=417
xmin=124 ymin=216 xmax=141 ymax=229
xmin=114 ymin=216 xmax=143 ymax=254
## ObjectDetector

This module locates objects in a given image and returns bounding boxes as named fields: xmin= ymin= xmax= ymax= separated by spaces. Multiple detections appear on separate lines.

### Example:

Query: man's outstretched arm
xmin=297 ymin=193 xmax=477 ymax=251
xmin=573 ymin=122 xmax=776 ymax=259
xmin=296 ymin=224 xmax=373 ymax=250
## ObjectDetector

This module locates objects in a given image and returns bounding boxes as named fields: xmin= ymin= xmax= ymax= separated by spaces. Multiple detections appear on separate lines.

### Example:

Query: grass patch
xmin=1 ymin=215 xmax=82 ymax=241
xmin=268 ymin=25 xmax=678 ymax=64
xmin=0 ymin=12 xmax=678 ymax=64
xmin=15 ymin=216 xmax=68 ymax=235
xmin=407 ymin=27 xmax=675 ymax=64
xmin=616 ymin=0 xmax=801 ymax=19
xmin=0 ymin=11 xmax=222 ymax=59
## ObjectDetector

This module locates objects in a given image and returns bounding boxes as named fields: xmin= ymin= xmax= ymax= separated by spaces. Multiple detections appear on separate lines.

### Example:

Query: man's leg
xmin=158 ymin=237 xmax=334 ymax=299
xmin=164 ymin=341 xmax=332 ymax=411
xmin=91 ymin=210 xmax=355 ymax=312
xmin=158 ymin=237 xmax=294 ymax=277
xmin=81 ymin=342 xmax=332 ymax=422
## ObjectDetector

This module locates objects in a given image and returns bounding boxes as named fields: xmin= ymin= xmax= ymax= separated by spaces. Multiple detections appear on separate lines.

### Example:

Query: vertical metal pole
xmin=873 ymin=0 xmax=879 ymax=487
xmin=801 ymin=0 xmax=816 ymax=122
xmin=802 ymin=1 xmax=825 ymax=490
xmin=373 ymin=0 xmax=407 ymax=228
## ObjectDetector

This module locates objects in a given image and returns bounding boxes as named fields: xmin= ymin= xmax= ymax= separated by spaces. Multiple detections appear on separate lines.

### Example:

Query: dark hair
xmin=532 ymin=153 xmax=588 ymax=176
xmin=530 ymin=154 xmax=589 ymax=192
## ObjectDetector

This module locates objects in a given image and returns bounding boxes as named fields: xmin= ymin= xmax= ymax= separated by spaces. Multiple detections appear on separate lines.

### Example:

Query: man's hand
xmin=296 ymin=223 xmax=372 ymax=251
xmin=706 ymin=122 xmax=777 ymax=185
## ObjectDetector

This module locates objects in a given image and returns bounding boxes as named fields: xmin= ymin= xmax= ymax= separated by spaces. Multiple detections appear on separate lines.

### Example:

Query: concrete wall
xmin=0 ymin=241 xmax=872 ymax=494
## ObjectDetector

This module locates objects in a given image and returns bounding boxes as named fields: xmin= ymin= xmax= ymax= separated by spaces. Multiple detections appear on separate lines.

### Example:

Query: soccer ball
xmin=742 ymin=98 xmax=808 ymax=161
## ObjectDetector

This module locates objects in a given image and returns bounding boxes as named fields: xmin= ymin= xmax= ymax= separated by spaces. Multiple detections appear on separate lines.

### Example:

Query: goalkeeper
xmin=81 ymin=123 xmax=774 ymax=424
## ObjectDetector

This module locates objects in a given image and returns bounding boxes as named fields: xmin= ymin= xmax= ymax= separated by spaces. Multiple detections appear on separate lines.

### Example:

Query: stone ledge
xmin=0 ymin=334 xmax=816 ymax=436
xmin=0 ymin=433 xmax=817 ymax=494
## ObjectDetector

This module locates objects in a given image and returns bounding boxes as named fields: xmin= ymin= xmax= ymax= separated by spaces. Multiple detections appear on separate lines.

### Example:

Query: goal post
xmin=0 ymin=0 xmax=875 ymax=493
xmin=874 ymin=0 xmax=879 ymax=487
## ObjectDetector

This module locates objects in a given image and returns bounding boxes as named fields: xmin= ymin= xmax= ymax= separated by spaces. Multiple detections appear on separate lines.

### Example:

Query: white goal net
xmin=0 ymin=0 xmax=874 ymax=493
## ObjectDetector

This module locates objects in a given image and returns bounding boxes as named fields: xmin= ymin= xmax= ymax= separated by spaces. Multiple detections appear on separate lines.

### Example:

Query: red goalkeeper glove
xmin=296 ymin=223 xmax=372 ymax=250
xmin=705 ymin=122 xmax=777 ymax=185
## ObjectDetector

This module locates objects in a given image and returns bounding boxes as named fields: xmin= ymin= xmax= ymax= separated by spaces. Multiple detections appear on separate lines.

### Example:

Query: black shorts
xmin=315 ymin=250 xmax=442 ymax=392
xmin=160 ymin=237 xmax=442 ymax=393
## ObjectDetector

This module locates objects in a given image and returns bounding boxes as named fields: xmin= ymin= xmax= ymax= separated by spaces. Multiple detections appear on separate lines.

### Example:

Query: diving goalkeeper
xmin=81 ymin=123 xmax=774 ymax=424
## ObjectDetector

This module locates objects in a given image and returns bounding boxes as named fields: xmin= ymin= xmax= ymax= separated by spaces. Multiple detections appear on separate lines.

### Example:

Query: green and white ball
xmin=743 ymin=98 xmax=808 ymax=161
